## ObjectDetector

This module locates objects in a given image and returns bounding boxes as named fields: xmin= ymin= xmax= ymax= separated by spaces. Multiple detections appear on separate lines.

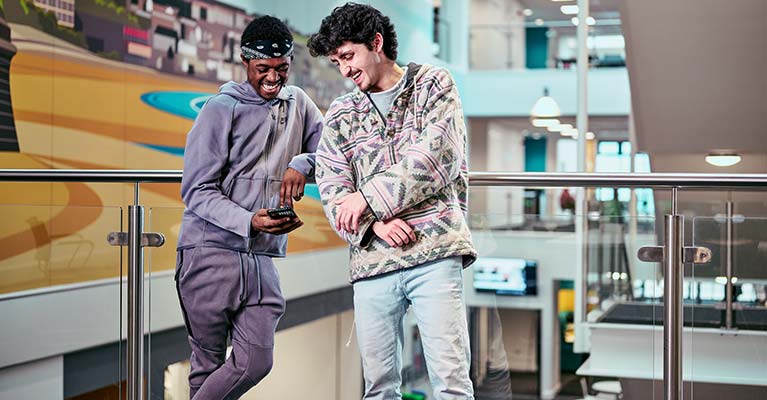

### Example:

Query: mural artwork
xmin=0 ymin=0 xmax=350 ymax=294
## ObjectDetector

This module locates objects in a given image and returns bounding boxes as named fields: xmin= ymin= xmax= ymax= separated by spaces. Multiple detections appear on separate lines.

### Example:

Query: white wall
xmin=486 ymin=121 xmax=525 ymax=227
xmin=469 ymin=0 xmax=526 ymax=70
xmin=0 ymin=356 xmax=62 ymax=400
xmin=162 ymin=310 xmax=362 ymax=400
xmin=245 ymin=310 xmax=361 ymax=400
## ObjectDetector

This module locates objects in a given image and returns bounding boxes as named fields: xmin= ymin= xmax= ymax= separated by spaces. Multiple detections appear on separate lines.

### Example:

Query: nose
xmin=340 ymin=63 xmax=352 ymax=78
xmin=266 ymin=69 xmax=279 ymax=82
xmin=344 ymin=66 xmax=352 ymax=78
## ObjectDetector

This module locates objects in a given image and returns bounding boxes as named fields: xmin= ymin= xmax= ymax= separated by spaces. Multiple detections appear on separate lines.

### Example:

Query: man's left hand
xmin=335 ymin=191 xmax=369 ymax=234
xmin=280 ymin=167 xmax=306 ymax=206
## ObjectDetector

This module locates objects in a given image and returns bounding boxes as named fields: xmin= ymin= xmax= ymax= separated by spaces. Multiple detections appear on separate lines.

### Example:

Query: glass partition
xmin=0 ymin=202 xmax=124 ymax=398
xmin=690 ymin=212 xmax=767 ymax=398
xmin=146 ymin=206 xmax=184 ymax=400
xmin=463 ymin=191 xmax=661 ymax=399
xmin=0 ymin=204 xmax=123 ymax=293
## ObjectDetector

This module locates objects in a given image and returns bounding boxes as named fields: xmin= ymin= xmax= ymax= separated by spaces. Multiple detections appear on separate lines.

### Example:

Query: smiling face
xmin=242 ymin=55 xmax=292 ymax=100
xmin=328 ymin=34 xmax=387 ymax=92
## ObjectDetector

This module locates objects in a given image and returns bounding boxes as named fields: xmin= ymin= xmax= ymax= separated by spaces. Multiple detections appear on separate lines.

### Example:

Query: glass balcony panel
xmin=581 ymin=213 xmax=660 ymax=400
xmin=0 ymin=204 xmax=123 ymax=292
xmin=0 ymin=202 xmax=123 ymax=396
xmin=691 ymin=211 xmax=767 ymax=397
xmin=465 ymin=194 xmax=657 ymax=398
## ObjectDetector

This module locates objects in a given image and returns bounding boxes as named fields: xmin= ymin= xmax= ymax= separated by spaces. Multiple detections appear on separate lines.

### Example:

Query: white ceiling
xmin=619 ymin=0 xmax=767 ymax=157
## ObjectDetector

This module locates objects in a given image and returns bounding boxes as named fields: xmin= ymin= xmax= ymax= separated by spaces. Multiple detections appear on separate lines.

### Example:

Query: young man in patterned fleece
xmin=308 ymin=3 xmax=477 ymax=399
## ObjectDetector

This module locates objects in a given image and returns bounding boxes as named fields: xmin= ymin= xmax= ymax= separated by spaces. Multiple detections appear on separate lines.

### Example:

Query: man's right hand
xmin=372 ymin=218 xmax=416 ymax=247
xmin=251 ymin=209 xmax=303 ymax=235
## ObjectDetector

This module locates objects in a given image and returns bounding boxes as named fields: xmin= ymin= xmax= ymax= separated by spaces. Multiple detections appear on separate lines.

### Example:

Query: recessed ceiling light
xmin=571 ymin=16 xmax=596 ymax=26
xmin=523 ymin=8 xmax=533 ymax=16
xmin=705 ymin=153 xmax=742 ymax=167
xmin=561 ymin=5 xmax=579 ymax=15
xmin=532 ymin=118 xmax=560 ymax=127
xmin=562 ymin=128 xmax=578 ymax=137
xmin=548 ymin=123 xmax=573 ymax=133
xmin=534 ymin=18 xmax=545 ymax=26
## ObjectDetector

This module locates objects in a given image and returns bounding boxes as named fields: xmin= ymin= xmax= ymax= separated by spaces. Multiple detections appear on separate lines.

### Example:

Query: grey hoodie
xmin=177 ymin=80 xmax=323 ymax=256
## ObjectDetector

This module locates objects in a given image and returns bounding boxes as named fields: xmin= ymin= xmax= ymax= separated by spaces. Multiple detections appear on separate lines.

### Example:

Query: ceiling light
xmin=563 ymin=128 xmax=578 ymax=137
xmin=530 ymin=88 xmax=561 ymax=118
xmin=571 ymin=16 xmax=596 ymax=26
xmin=523 ymin=8 xmax=533 ymax=16
xmin=534 ymin=18 xmax=544 ymax=26
xmin=548 ymin=123 xmax=572 ymax=133
xmin=705 ymin=153 xmax=742 ymax=167
xmin=532 ymin=118 xmax=560 ymax=127
xmin=561 ymin=5 xmax=579 ymax=15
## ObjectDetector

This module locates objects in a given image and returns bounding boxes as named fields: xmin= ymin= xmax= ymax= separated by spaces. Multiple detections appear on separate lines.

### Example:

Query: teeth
xmin=262 ymin=83 xmax=279 ymax=90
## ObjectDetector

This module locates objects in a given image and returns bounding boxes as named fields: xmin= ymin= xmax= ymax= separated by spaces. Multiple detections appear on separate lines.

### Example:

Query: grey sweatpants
xmin=175 ymin=247 xmax=285 ymax=400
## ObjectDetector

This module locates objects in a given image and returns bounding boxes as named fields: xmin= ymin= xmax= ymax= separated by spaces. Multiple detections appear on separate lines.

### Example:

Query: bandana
xmin=241 ymin=39 xmax=294 ymax=60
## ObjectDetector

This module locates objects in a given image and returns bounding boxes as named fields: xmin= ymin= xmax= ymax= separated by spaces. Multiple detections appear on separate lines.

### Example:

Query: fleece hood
xmin=218 ymin=80 xmax=293 ymax=104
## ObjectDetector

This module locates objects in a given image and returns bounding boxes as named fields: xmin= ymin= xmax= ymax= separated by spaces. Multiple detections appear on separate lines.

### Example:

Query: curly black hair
xmin=307 ymin=2 xmax=398 ymax=60
xmin=241 ymin=15 xmax=293 ymax=48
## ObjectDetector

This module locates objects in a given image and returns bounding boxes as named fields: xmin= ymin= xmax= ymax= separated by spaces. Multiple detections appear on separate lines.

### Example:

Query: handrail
xmin=0 ymin=169 xmax=183 ymax=183
xmin=468 ymin=172 xmax=767 ymax=188
xmin=2 ymin=169 xmax=767 ymax=188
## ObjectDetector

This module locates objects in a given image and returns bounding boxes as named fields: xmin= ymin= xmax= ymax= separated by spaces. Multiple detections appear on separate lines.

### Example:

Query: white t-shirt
xmin=369 ymin=66 xmax=408 ymax=118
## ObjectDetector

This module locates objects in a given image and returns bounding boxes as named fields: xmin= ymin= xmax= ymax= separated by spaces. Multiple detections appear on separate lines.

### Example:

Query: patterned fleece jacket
xmin=316 ymin=63 xmax=477 ymax=282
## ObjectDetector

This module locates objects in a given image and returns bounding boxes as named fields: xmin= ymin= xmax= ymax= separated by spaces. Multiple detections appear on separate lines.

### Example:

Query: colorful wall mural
xmin=0 ymin=0 xmax=349 ymax=294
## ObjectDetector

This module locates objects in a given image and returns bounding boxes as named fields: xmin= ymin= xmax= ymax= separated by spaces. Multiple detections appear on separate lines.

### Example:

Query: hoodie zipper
xmin=262 ymin=101 xmax=279 ymax=210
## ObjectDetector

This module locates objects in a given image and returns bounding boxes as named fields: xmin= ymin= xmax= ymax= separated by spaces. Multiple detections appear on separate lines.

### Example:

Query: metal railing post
xmin=127 ymin=184 xmax=145 ymax=400
xmin=664 ymin=187 xmax=682 ymax=400
xmin=725 ymin=200 xmax=734 ymax=330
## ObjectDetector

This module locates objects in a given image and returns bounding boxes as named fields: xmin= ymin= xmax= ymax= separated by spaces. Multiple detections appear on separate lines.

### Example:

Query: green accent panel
xmin=526 ymin=27 xmax=548 ymax=69
xmin=524 ymin=137 xmax=547 ymax=172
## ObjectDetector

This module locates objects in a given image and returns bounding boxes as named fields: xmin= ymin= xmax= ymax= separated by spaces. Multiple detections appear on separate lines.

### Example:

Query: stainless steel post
xmin=725 ymin=200 xmax=734 ymax=329
xmin=127 ymin=183 xmax=144 ymax=400
xmin=573 ymin=0 xmax=591 ymax=355
xmin=664 ymin=187 xmax=682 ymax=400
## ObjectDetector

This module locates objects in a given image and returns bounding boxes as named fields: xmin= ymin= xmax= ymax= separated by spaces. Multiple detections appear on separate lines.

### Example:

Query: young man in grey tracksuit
xmin=175 ymin=16 xmax=323 ymax=399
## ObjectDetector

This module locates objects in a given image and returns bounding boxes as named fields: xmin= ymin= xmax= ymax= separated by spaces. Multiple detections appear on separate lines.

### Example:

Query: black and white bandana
xmin=241 ymin=39 xmax=294 ymax=60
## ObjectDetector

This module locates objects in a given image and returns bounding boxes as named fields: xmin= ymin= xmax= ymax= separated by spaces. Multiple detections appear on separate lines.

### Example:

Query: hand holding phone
xmin=252 ymin=208 xmax=302 ymax=235
xmin=267 ymin=206 xmax=297 ymax=219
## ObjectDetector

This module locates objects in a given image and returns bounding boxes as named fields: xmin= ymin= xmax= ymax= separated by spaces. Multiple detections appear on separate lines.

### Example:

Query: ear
xmin=373 ymin=32 xmax=384 ymax=54
xmin=240 ymin=54 xmax=249 ymax=67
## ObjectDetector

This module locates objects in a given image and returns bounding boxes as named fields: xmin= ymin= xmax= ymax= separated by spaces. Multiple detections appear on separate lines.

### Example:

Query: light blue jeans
xmin=353 ymin=256 xmax=474 ymax=400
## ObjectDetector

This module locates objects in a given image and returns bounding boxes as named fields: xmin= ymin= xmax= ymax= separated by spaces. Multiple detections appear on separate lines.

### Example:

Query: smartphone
xmin=267 ymin=206 xmax=297 ymax=219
